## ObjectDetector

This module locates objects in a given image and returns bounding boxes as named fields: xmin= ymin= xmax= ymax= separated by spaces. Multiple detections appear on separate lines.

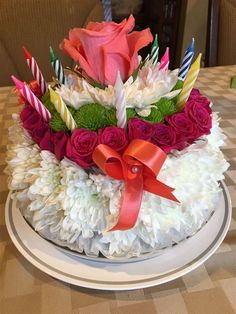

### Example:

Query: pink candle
xmin=11 ymin=75 xmax=51 ymax=122
xmin=22 ymin=46 xmax=48 ymax=95
xmin=159 ymin=47 xmax=169 ymax=71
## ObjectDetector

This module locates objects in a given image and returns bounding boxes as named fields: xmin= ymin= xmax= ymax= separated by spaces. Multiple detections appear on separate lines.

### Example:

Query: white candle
xmin=114 ymin=71 xmax=126 ymax=129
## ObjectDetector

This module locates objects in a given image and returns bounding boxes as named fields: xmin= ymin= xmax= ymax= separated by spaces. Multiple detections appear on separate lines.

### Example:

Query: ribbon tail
xmin=109 ymin=176 xmax=144 ymax=231
xmin=144 ymin=177 xmax=179 ymax=203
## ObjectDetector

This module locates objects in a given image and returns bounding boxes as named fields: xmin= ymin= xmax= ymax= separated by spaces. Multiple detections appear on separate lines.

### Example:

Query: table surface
xmin=0 ymin=66 xmax=236 ymax=314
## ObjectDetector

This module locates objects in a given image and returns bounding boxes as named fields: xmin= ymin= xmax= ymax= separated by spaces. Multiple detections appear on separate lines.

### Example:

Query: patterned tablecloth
xmin=0 ymin=66 xmax=236 ymax=314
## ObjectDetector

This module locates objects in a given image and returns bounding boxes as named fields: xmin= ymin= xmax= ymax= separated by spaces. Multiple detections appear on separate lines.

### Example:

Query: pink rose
xmin=53 ymin=132 xmax=69 ymax=160
xmin=66 ymin=128 xmax=98 ymax=169
xmin=128 ymin=118 xmax=154 ymax=141
xmin=98 ymin=127 xmax=128 ymax=153
xmin=151 ymin=123 xmax=176 ymax=153
xmin=185 ymin=99 xmax=212 ymax=134
xmin=60 ymin=15 xmax=153 ymax=85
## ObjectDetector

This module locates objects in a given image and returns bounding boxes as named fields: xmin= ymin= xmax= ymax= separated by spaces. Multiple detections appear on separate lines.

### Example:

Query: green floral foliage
xmin=103 ymin=107 xmax=138 ymax=126
xmin=105 ymin=107 xmax=117 ymax=125
xmin=41 ymin=92 xmax=56 ymax=114
xmin=126 ymin=108 xmax=138 ymax=120
xmin=143 ymin=107 xmax=164 ymax=123
xmin=41 ymin=92 xmax=68 ymax=131
xmin=49 ymin=113 xmax=68 ymax=132
xmin=155 ymin=98 xmax=177 ymax=117
xmin=74 ymin=103 xmax=108 ymax=131
xmin=172 ymin=79 xmax=184 ymax=91
xmin=42 ymin=90 xmax=176 ymax=131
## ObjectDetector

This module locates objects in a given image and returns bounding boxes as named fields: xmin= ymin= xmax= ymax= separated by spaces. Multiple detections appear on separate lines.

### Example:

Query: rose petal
xmin=127 ymin=28 xmax=153 ymax=76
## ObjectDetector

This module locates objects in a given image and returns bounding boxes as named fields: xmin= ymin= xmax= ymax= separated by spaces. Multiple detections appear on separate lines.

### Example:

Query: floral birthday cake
xmin=6 ymin=16 xmax=229 ymax=259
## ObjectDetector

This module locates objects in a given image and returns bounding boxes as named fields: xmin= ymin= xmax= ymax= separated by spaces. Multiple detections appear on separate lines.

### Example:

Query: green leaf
xmin=172 ymin=79 xmax=184 ymax=91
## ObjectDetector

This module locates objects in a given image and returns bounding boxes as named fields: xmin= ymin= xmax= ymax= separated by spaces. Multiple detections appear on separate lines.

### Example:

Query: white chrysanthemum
xmin=22 ymin=151 xmax=63 ymax=231
xmin=6 ymin=113 xmax=229 ymax=258
xmin=5 ymin=114 xmax=41 ymax=190
xmin=8 ymin=113 xmax=34 ymax=145
xmin=207 ymin=112 xmax=228 ymax=149
xmin=58 ymin=65 xmax=179 ymax=111
xmin=56 ymin=74 xmax=93 ymax=109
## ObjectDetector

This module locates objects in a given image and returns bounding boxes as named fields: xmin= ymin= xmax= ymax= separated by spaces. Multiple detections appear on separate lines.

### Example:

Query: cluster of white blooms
xmin=6 ymin=113 xmax=229 ymax=258
xmin=57 ymin=64 xmax=179 ymax=112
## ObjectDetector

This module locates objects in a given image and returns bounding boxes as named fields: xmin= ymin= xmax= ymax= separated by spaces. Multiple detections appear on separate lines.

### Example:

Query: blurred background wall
xmin=181 ymin=0 xmax=209 ymax=65
xmin=1 ymin=0 xmax=236 ymax=86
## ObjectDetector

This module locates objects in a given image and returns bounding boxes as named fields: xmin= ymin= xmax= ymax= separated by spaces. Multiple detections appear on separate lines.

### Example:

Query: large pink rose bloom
xmin=60 ymin=15 xmax=153 ymax=85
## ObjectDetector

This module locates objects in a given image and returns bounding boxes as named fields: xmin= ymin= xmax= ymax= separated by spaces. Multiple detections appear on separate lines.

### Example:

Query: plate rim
xmin=5 ymin=181 xmax=232 ymax=290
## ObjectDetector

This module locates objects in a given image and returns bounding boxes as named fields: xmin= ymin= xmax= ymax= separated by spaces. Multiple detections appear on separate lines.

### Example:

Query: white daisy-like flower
xmin=5 ymin=114 xmax=41 ymax=190
xmin=58 ymin=65 xmax=179 ymax=111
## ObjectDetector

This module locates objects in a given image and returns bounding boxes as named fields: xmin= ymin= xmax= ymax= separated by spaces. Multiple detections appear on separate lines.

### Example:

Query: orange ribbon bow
xmin=92 ymin=139 xmax=179 ymax=231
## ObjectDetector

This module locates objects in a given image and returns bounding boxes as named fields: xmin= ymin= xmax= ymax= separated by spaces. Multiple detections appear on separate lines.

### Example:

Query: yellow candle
xmin=49 ymin=87 xmax=77 ymax=131
xmin=177 ymin=53 xmax=202 ymax=111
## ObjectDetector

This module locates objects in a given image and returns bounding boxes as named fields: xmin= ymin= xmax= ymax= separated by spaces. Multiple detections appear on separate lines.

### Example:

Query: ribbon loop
xmin=92 ymin=140 xmax=179 ymax=231
xmin=123 ymin=139 xmax=166 ymax=177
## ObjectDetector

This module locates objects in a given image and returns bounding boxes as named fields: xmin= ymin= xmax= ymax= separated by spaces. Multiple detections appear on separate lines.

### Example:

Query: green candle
xmin=49 ymin=46 xmax=66 ymax=85
xmin=151 ymin=34 xmax=159 ymax=65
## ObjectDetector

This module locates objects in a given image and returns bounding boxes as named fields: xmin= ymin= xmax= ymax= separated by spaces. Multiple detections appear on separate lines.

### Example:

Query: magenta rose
xmin=185 ymin=98 xmax=212 ymax=134
xmin=30 ymin=123 xmax=49 ymax=143
xmin=60 ymin=15 xmax=153 ymax=85
xmin=20 ymin=105 xmax=54 ymax=153
xmin=21 ymin=106 xmax=50 ymax=143
xmin=20 ymin=105 xmax=39 ymax=122
xmin=39 ymin=129 xmax=54 ymax=153
xmin=165 ymin=112 xmax=200 ymax=140
xmin=189 ymin=88 xmax=201 ymax=100
xmin=66 ymin=128 xmax=98 ymax=169
xmin=53 ymin=132 xmax=69 ymax=161
xmin=128 ymin=118 xmax=154 ymax=141
xmin=151 ymin=123 xmax=176 ymax=153
xmin=98 ymin=127 xmax=128 ymax=153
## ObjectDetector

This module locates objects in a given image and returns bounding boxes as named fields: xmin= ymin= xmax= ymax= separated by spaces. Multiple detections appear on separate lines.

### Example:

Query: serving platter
xmin=5 ymin=181 xmax=231 ymax=290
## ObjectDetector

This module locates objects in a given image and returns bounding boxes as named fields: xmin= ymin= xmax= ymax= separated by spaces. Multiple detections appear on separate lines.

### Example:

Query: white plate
xmin=5 ymin=181 xmax=231 ymax=291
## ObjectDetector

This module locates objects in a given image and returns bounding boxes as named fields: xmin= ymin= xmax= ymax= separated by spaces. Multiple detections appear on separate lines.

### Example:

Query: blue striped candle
xmin=178 ymin=38 xmax=195 ymax=81
xmin=102 ymin=0 xmax=112 ymax=21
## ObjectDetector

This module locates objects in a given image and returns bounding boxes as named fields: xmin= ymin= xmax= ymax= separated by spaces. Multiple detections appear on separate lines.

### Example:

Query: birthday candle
xmin=178 ymin=38 xmax=195 ymax=81
xmin=159 ymin=47 xmax=169 ymax=71
xmin=114 ymin=71 xmax=126 ymax=129
xmin=49 ymin=46 xmax=66 ymax=85
xmin=49 ymin=87 xmax=77 ymax=131
xmin=22 ymin=46 xmax=48 ymax=95
xmin=102 ymin=0 xmax=112 ymax=21
xmin=177 ymin=53 xmax=202 ymax=111
xmin=11 ymin=75 xmax=51 ymax=122
xmin=150 ymin=34 xmax=159 ymax=65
